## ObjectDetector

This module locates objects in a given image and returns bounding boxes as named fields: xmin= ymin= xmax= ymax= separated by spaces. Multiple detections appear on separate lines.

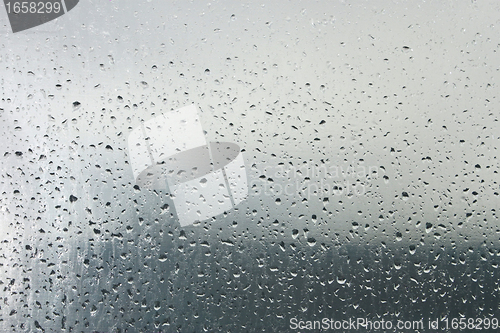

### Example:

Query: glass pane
xmin=1 ymin=1 xmax=500 ymax=332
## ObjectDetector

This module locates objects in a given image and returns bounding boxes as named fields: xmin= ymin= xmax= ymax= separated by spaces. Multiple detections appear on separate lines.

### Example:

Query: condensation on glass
xmin=1 ymin=1 xmax=500 ymax=332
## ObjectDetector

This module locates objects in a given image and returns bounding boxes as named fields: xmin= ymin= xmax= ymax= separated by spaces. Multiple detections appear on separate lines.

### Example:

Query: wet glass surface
xmin=1 ymin=1 xmax=500 ymax=332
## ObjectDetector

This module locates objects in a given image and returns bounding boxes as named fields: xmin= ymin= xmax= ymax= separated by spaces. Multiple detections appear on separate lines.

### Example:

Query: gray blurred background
xmin=1 ymin=0 xmax=500 ymax=331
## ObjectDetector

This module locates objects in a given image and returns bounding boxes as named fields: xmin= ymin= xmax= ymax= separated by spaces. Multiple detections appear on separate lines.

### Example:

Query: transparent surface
xmin=1 ymin=1 xmax=500 ymax=332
